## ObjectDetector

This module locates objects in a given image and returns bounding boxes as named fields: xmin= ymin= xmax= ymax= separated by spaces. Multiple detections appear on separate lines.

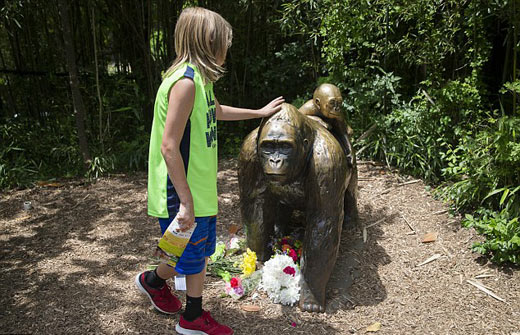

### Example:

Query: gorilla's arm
xmin=330 ymin=119 xmax=354 ymax=168
xmin=238 ymin=129 xmax=274 ymax=260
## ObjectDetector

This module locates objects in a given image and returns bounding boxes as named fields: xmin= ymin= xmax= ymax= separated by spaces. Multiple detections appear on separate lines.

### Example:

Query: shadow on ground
xmin=326 ymin=202 xmax=393 ymax=313
xmin=0 ymin=176 xmax=160 ymax=333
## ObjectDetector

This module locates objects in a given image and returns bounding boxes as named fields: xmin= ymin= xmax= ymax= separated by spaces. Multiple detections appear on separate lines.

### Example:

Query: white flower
xmin=260 ymin=254 xmax=301 ymax=305
xmin=227 ymin=236 xmax=240 ymax=249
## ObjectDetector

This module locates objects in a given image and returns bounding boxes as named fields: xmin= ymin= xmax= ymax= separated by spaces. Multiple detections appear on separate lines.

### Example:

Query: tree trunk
xmin=58 ymin=0 xmax=91 ymax=165
xmin=91 ymin=5 xmax=104 ymax=154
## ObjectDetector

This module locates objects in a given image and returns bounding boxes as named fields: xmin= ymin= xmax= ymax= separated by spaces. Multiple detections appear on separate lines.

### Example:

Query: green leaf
xmin=482 ymin=188 xmax=505 ymax=202
xmin=511 ymin=235 xmax=520 ymax=247
xmin=499 ymin=189 xmax=510 ymax=206
xmin=510 ymin=186 xmax=520 ymax=195
xmin=111 ymin=107 xmax=133 ymax=113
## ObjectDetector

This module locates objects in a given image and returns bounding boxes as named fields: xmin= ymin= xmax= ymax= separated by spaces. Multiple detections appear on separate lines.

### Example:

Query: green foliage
xmin=0 ymin=142 xmax=38 ymax=189
xmin=354 ymin=77 xmax=486 ymax=182
xmin=464 ymin=210 xmax=520 ymax=265
xmin=439 ymin=116 xmax=520 ymax=212
xmin=219 ymin=131 xmax=245 ymax=158
xmin=113 ymin=132 xmax=149 ymax=171
xmin=86 ymin=156 xmax=115 ymax=181
xmin=436 ymin=113 xmax=520 ymax=264
xmin=0 ymin=119 xmax=83 ymax=188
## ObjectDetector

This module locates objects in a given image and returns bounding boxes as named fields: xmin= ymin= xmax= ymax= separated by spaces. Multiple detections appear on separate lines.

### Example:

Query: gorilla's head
xmin=313 ymin=83 xmax=343 ymax=120
xmin=257 ymin=103 xmax=314 ymax=184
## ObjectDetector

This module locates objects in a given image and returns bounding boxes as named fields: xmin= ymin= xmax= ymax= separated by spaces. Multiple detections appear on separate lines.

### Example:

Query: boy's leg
xmin=186 ymin=257 xmax=208 ymax=297
xmin=134 ymin=217 xmax=182 ymax=314
xmin=156 ymin=262 xmax=178 ymax=280
xmin=176 ymin=217 xmax=233 ymax=334
xmin=182 ymin=258 xmax=208 ymax=322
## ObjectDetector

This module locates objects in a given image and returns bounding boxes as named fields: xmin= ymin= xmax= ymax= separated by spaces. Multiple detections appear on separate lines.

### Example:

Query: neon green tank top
xmin=148 ymin=63 xmax=218 ymax=218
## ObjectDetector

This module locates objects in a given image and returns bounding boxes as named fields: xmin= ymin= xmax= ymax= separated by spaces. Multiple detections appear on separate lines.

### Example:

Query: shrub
xmin=464 ymin=210 xmax=519 ymax=265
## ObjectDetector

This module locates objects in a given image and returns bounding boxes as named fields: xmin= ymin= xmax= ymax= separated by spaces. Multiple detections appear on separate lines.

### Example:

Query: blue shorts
xmin=158 ymin=215 xmax=216 ymax=275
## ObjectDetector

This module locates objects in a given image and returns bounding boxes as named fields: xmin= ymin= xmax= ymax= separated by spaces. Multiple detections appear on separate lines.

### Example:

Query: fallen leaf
xmin=36 ymin=181 xmax=62 ymax=187
xmin=421 ymin=232 xmax=438 ymax=243
xmin=228 ymin=224 xmax=240 ymax=235
xmin=366 ymin=322 xmax=381 ymax=332
xmin=241 ymin=304 xmax=261 ymax=312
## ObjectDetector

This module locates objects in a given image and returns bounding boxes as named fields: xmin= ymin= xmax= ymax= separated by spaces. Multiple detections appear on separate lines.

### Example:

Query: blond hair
xmin=164 ymin=7 xmax=232 ymax=83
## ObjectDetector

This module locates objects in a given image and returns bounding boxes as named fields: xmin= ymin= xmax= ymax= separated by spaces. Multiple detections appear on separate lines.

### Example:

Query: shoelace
xmin=153 ymin=285 xmax=169 ymax=302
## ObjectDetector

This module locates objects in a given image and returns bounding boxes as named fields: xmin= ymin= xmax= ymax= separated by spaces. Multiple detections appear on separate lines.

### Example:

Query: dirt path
xmin=1 ymin=159 xmax=518 ymax=334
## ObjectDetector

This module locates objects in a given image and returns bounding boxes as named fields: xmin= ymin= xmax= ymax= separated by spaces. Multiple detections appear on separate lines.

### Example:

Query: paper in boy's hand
xmin=155 ymin=216 xmax=197 ymax=268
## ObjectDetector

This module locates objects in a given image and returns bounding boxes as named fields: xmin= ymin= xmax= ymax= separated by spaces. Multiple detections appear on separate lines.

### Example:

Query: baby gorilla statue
xmin=299 ymin=83 xmax=354 ymax=168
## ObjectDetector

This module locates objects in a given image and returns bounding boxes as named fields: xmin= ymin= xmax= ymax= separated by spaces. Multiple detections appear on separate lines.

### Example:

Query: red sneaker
xmin=134 ymin=271 xmax=182 ymax=314
xmin=175 ymin=310 xmax=233 ymax=335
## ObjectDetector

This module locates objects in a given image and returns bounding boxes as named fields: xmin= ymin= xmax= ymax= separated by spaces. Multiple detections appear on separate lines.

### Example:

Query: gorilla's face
xmin=258 ymin=121 xmax=299 ymax=184
xmin=321 ymin=96 xmax=343 ymax=119
xmin=314 ymin=84 xmax=343 ymax=120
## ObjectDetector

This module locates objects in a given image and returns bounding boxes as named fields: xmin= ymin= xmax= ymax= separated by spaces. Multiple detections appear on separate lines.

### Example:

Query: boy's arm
xmin=161 ymin=78 xmax=196 ymax=231
xmin=216 ymin=96 xmax=284 ymax=121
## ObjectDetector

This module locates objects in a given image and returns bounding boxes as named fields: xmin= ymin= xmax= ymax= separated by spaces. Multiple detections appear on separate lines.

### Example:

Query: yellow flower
xmin=240 ymin=248 xmax=257 ymax=277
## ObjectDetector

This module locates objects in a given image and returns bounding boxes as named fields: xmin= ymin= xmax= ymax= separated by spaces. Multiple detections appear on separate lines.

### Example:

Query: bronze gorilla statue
xmin=238 ymin=103 xmax=358 ymax=312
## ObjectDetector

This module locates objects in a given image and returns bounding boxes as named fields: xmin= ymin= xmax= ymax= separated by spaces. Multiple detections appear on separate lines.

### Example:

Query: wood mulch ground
xmin=1 ymin=158 xmax=518 ymax=334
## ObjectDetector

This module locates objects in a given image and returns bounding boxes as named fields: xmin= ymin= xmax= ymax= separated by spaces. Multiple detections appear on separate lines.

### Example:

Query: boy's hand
xmin=176 ymin=203 xmax=195 ymax=232
xmin=258 ymin=96 xmax=285 ymax=117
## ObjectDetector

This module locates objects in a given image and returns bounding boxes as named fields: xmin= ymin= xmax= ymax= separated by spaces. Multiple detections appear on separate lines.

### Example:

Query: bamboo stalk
xmin=466 ymin=279 xmax=506 ymax=303
xmin=513 ymin=0 xmax=518 ymax=113
xmin=91 ymin=6 xmax=104 ymax=154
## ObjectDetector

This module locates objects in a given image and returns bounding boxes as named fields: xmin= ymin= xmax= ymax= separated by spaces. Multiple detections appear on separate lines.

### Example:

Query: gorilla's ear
xmin=314 ymin=97 xmax=321 ymax=110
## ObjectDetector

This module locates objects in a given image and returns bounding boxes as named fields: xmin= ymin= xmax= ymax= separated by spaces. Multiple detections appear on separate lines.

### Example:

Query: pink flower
xmin=234 ymin=285 xmax=244 ymax=296
xmin=291 ymin=322 xmax=297 ymax=327
xmin=283 ymin=266 xmax=296 ymax=276
xmin=289 ymin=249 xmax=298 ymax=262
xmin=225 ymin=278 xmax=244 ymax=300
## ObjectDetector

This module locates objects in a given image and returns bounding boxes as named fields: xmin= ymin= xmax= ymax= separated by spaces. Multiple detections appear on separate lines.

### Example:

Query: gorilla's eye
xmin=279 ymin=142 xmax=293 ymax=151
xmin=261 ymin=141 xmax=275 ymax=152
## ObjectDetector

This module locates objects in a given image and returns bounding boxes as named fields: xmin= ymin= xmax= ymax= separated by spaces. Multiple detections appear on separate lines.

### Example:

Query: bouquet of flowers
xmin=272 ymin=235 xmax=303 ymax=264
xmin=209 ymin=239 xmax=261 ymax=300
xmin=207 ymin=241 xmax=242 ymax=279
xmin=224 ymin=276 xmax=245 ymax=300
xmin=239 ymin=248 xmax=257 ymax=277
xmin=260 ymin=254 xmax=301 ymax=305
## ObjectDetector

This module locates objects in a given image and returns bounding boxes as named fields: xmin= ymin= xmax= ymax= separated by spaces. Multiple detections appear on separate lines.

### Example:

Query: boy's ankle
xmin=145 ymin=269 xmax=165 ymax=289
xmin=183 ymin=295 xmax=203 ymax=321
